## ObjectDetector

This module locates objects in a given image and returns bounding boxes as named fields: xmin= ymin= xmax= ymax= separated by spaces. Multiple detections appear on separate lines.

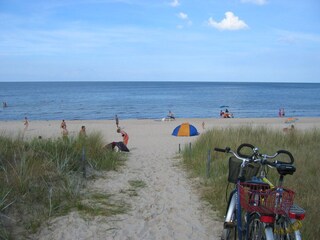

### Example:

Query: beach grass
xmin=182 ymin=126 xmax=320 ymax=239
xmin=0 ymin=132 xmax=126 ymax=239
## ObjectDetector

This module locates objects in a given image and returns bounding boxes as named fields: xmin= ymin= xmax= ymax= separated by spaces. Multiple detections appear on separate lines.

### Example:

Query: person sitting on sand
xmin=117 ymin=127 xmax=129 ymax=145
xmin=283 ymin=124 xmax=295 ymax=133
xmin=167 ymin=110 xmax=175 ymax=120
xmin=222 ymin=110 xmax=234 ymax=118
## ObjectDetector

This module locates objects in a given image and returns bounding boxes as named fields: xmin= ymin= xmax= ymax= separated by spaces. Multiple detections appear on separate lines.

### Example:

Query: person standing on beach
xmin=278 ymin=108 xmax=285 ymax=117
xmin=60 ymin=120 xmax=66 ymax=129
xmin=117 ymin=128 xmax=129 ymax=146
xmin=115 ymin=115 xmax=119 ymax=128
xmin=79 ymin=125 xmax=86 ymax=137
xmin=24 ymin=117 xmax=29 ymax=130
xmin=62 ymin=125 xmax=68 ymax=139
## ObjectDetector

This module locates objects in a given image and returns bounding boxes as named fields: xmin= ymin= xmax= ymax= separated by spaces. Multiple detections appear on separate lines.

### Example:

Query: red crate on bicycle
xmin=239 ymin=182 xmax=295 ymax=215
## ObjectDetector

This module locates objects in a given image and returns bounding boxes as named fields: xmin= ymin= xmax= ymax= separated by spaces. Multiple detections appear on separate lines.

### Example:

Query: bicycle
xmin=215 ymin=143 xmax=305 ymax=240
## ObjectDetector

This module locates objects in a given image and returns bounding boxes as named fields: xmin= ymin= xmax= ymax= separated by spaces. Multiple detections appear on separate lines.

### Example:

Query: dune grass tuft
xmin=0 ymin=132 xmax=126 ymax=239
xmin=182 ymin=126 xmax=320 ymax=239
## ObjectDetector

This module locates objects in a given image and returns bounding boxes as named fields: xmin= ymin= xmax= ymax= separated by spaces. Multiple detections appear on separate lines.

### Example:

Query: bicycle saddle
xmin=276 ymin=164 xmax=296 ymax=175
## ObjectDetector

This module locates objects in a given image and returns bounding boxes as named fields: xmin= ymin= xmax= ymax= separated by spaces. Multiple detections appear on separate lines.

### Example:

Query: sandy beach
xmin=1 ymin=117 xmax=319 ymax=239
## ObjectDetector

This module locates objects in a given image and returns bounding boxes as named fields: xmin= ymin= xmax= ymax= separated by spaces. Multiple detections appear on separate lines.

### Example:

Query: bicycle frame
xmin=236 ymin=162 xmax=246 ymax=240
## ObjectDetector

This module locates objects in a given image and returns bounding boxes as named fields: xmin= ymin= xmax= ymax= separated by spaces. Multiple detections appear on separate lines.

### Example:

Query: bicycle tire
xmin=274 ymin=215 xmax=302 ymax=240
xmin=247 ymin=213 xmax=268 ymax=240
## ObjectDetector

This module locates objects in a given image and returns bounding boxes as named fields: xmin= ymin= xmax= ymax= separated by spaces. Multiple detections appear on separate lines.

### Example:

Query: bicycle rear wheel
xmin=274 ymin=215 xmax=302 ymax=240
xmin=247 ymin=213 xmax=268 ymax=240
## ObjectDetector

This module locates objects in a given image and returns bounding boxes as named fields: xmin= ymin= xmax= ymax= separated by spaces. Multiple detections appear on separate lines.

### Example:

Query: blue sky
xmin=0 ymin=0 xmax=319 ymax=82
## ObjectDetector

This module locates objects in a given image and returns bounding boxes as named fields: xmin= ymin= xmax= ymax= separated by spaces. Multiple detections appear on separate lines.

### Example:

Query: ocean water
xmin=0 ymin=82 xmax=320 ymax=120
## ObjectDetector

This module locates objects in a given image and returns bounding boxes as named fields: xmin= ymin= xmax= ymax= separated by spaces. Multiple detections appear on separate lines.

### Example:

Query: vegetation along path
xmin=34 ymin=121 xmax=222 ymax=239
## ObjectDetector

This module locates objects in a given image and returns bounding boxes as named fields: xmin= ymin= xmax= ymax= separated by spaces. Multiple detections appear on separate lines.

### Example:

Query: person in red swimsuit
xmin=117 ymin=128 xmax=129 ymax=145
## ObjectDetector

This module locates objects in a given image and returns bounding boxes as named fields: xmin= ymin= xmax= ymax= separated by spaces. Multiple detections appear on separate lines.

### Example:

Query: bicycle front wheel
xmin=221 ymin=208 xmax=237 ymax=240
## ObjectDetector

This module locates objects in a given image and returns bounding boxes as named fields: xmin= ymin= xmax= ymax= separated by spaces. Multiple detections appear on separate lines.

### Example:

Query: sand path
xmin=29 ymin=119 xmax=221 ymax=240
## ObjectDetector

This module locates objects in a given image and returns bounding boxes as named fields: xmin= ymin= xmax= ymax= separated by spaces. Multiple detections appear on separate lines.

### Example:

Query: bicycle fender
xmin=225 ymin=191 xmax=237 ymax=223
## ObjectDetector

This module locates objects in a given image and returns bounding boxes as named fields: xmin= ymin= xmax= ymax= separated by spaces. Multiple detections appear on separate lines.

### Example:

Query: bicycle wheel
xmin=247 ymin=213 xmax=267 ymax=240
xmin=274 ymin=215 xmax=302 ymax=240
xmin=221 ymin=208 xmax=237 ymax=240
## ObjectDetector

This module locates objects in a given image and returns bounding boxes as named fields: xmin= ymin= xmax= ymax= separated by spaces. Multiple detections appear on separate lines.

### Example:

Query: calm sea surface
xmin=0 ymin=82 xmax=319 ymax=120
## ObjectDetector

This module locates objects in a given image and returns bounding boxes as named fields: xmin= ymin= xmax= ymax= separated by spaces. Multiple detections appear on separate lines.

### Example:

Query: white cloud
xmin=177 ymin=12 xmax=192 ymax=26
xmin=241 ymin=0 xmax=268 ymax=5
xmin=277 ymin=30 xmax=320 ymax=44
xmin=170 ymin=0 xmax=180 ymax=7
xmin=178 ymin=12 xmax=188 ymax=20
xmin=207 ymin=12 xmax=248 ymax=31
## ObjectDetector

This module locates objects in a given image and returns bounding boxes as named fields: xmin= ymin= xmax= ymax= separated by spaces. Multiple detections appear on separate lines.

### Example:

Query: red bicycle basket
xmin=239 ymin=182 xmax=295 ymax=215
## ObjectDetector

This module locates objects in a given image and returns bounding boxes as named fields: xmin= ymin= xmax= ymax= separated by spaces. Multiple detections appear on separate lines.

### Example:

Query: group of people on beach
xmin=58 ymin=116 xmax=128 ymax=147
xmin=218 ymin=108 xmax=286 ymax=119
xmin=59 ymin=120 xmax=86 ymax=139
xmin=220 ymin=109 xmax=234 ymax=118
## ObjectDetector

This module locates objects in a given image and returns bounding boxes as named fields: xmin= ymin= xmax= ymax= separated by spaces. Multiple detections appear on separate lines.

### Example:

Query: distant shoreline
xmin=1 ymin=82 xmax=320 ymax=120
xmin=1 ymin=81 xmax=320 ymax=84
xmin=1 ymin=116 xmax=320 ymax=122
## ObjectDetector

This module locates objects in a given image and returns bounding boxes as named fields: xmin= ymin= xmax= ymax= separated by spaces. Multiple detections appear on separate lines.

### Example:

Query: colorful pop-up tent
xmin=172 ymin=122 xmax=199 ymax=137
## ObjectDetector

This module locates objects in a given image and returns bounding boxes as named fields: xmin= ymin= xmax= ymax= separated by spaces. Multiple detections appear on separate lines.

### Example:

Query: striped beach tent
xmin=172 ymin=122 xmax=199 ymax=137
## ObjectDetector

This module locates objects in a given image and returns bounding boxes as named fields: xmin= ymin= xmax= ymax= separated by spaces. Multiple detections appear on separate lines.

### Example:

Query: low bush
xmin=182 ymin=126 xmax=320 ymax=239
xmin=0 ymin=132 xmax=125 ymax=239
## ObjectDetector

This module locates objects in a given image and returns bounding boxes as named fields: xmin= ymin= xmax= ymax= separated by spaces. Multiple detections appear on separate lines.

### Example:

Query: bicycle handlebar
xmin=236 ymin=143 xmax=256 ymax=158
xmin=215 ymin=144 xmax=295 ymax=166
xmin=214 ymin=147 xmax=253 ymax=164
xmin=276 ymin=150 xmax=294 ymax=164
xmin=214 ymin=147 xmax=230 ymax=153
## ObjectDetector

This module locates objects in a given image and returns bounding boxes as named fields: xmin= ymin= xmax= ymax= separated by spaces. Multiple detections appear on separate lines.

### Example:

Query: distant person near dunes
xmin=115 ymin=114 xmax=119 ymax=128
xmin=60 ymin=120 xmax=67 ymax=129
xmin=79 ymin=125 xmax=86 ymax=137
xmin=24 ymin=117 xmax=29 ymax=130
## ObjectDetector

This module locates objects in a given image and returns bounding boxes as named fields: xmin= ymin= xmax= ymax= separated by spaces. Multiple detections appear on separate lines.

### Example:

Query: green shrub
xmin=0 ymin=132 xmax=125 ymax=239
xmin=182 ymin=126 xmax=320 ymax=239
